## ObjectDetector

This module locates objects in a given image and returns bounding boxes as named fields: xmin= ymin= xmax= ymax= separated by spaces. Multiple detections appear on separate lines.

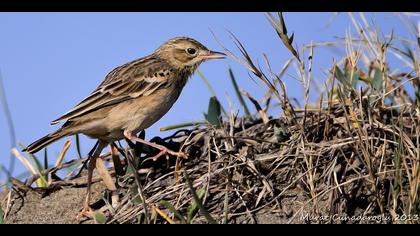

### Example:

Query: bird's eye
xmin=186 ymin=48 xmax=197 ymax=55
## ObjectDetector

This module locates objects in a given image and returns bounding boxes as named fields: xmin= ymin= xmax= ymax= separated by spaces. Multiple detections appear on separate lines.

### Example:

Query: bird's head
xmin=154 ymin=37 xmax=226 ymax=70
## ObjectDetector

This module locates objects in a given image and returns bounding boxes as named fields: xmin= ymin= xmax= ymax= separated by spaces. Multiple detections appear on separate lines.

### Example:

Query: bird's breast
xmin=105 ymin=80 xmax=186 ymax=138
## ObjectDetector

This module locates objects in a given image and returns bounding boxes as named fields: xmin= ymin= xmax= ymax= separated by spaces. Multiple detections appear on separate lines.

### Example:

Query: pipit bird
xmin=23 ymin=37 xmax=225 ymax=217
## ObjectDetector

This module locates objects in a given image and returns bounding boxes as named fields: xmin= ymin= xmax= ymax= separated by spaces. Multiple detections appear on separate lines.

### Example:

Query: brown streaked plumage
xmin=22 ymin=37 xmax=225 ymax=218
xmin=24 ymin=37 xmax=225 ymax=153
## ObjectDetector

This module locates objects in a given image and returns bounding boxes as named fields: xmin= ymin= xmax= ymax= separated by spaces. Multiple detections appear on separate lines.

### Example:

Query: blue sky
xmin=0 ymin=12 xmax=417 ymax=183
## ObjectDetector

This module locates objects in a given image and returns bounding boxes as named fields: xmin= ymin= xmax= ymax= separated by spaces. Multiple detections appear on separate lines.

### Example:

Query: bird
xmin=22 ymin=37 xmax=226 ymax=218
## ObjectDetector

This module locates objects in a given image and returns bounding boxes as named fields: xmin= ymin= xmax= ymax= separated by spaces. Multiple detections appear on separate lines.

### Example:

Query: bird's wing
xmin=50 ymin=56 xmax=172 ymax=125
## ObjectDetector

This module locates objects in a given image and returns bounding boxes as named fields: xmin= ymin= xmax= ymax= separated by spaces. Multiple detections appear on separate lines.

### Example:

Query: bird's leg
xmin=77 ymin=140 xmax=115 ymax=220
xmin=77 ymin=141 xmax=105 ymax=220
xmin=123 ymin=131 xmax=187 ymax=161
xmin=69 ymin=141 xmax=99 ymax=180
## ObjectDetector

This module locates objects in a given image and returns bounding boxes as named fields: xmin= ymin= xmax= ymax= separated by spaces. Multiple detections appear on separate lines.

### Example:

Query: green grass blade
xmin=197 ymin=70 xmax=227 ymax=116
xmin=74 ymin=134 xmax=83 ymax=159
xmin=126 ymin=151 xmax=149 ymax=224
xmin=187 ymin=188 xmax=205 ymax=223
xmin=197 ymin=70 xmax=218 ymax=97
xmin=160 ymin=122 xmax=206 ymax=132
xmin=0 ymin=69 xmax=17 ymax=179
xmin=159 ymin=200 xmax=186 ymax=224
xmin=129 ymin=186 xmax=142 ymax=205
xmin=18 ymin=143 xmax=48 ymax=187
xmin=0 ymin=206 xmax=4 ymax=224
xmin=183 ymin=169 xmax=217 ymax=224
xmin=43 ymin=148 xmax=48 ymax=170
xmin=0 ymin=165 xmax=9 ymax=187
xmin=228 ymin=68 xmax=251 ymax=117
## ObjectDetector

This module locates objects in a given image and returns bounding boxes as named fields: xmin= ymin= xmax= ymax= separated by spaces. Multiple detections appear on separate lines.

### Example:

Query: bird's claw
xmin=149 ymin=148 xmax=187 ymax=162
xmin=76 ymin=205 xmax=95 ymax=221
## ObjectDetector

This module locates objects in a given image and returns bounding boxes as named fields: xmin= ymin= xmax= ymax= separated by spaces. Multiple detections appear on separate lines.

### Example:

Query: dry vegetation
xmin=1 ymin=13 xmax=420 ymax=224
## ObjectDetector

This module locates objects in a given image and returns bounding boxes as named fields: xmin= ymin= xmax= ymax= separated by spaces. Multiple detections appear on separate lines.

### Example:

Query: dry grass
xmin=2 ymin=12 xmax=420 ymax=224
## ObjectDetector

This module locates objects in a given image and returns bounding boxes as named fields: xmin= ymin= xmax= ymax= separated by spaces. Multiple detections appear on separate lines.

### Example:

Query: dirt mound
xmin=2 ymin=13 xmax=420 ymax=225
xmin=2 ymin=97 xmax=417 ymax=224
xmin=2 ymin=182 xmax=105 ymax=224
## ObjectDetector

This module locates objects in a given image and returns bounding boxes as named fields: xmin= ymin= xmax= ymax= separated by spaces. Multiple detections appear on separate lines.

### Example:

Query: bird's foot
xmin=149 ymin=147 xmax=187 ymax=162
xmin=76 ymin=205 xmax=95 ymax=221
xmin=124 ymin=131 xmax=188 ymax=162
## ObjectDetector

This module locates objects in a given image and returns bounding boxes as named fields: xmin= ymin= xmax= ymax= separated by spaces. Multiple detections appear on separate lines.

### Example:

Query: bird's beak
xmin=201 ymin=50 xmax=226 ymax=60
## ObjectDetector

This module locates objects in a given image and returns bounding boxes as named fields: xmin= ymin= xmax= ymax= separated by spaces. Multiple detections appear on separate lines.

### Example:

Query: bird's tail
xmin=22 ymin=128 xmax=71 ymax=154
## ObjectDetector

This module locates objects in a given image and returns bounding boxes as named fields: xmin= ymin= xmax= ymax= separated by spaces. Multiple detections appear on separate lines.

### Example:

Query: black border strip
xmin=1 ymin=0 xmax=419 ymax=12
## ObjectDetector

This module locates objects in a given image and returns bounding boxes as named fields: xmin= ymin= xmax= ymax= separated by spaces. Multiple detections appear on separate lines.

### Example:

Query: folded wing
xmin=50 ymin=56 xmax=171 ymax=125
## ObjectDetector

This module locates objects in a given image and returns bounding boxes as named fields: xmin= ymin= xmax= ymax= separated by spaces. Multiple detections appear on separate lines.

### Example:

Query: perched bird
xmin=23 ymin=37 xmax=225 ymax=217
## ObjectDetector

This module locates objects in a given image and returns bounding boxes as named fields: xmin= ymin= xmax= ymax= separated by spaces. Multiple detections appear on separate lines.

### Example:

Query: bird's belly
xmin=104 ymin=87 xmax=181 ymax=140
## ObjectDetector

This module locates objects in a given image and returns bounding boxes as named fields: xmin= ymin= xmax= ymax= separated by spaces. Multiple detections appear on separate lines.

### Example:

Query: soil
xmin=1 ymin=182 xmax=106 ymax=224
xmin=0 ymin=182 xmax=325 ymax=224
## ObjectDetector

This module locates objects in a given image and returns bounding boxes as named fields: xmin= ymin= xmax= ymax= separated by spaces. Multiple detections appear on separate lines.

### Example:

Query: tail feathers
xmin=23 ymin=129 xmax=69 ymax=154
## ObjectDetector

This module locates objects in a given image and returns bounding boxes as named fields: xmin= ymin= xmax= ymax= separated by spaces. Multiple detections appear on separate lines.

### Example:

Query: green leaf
xmin=333 ymin=65 xmax=351 ymax=88
xmin=159 ymin=200 xmax=186 ymax=224
xmin=333 ymin=65 xmax=355 ymax=96
xmin=204 ymin=96 xmax=222 ymax=126
xmin=346 ymin=69 xmax=360 ymax=88
xmin=94 ymin=211 xmax=107 ymax=224
xmin=371 ymin=68 xmax=383 ymax=90
xmin=187 ymin=188 xmax=205 ymax=223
